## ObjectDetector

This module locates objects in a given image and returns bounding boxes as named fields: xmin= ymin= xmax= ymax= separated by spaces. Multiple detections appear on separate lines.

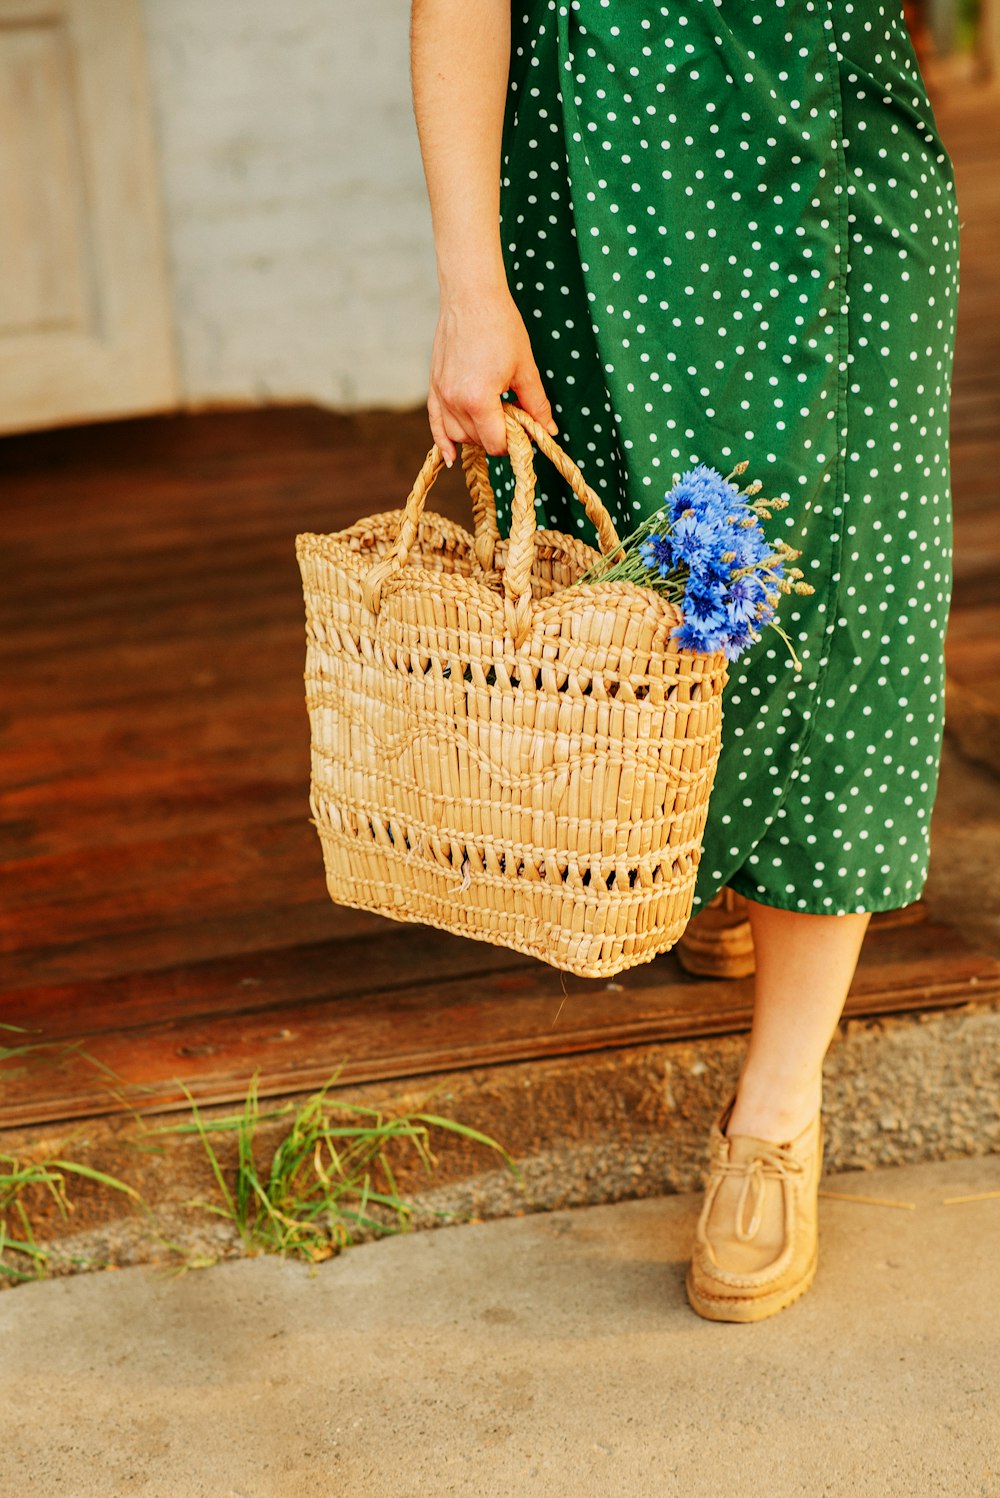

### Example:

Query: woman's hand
xmin=427 ymin=284 xmax=560 ymax=465
xmin=410 ymin=0 xmax=555 ymax=464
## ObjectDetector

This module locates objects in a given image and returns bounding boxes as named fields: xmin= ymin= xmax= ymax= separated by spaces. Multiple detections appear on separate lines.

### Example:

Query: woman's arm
xmin=410 ymin=0 xmax=559 ymax=461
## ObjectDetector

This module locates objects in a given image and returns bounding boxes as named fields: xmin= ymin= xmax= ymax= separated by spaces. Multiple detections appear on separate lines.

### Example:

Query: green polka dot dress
xmin=486 ymin=0 xmax=961 ymax=918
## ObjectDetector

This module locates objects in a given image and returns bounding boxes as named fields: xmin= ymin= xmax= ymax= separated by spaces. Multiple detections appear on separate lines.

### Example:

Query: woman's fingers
xmin=430 ymin=386 xmax=510 ymax=459
xmin=463 ymin=392 xmax=509 ymax=457
xmin=431 ymin=380 xmax=557 ymax=462
xmin=427 ymin=393 xmax=505 ymax=464
xmin=511 ymin=362 xmax=560 ymax=437
xmin=426 ymin=389 xmax=458 ymax=466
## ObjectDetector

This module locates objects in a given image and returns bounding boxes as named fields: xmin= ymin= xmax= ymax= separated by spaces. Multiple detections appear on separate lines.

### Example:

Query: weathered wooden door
xmin=0 ymin=0 xmax=177 ymax=434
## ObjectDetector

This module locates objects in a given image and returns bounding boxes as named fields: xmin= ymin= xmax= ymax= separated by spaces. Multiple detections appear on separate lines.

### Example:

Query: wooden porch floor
xmin=2 ymin=83 xmax=999 ymax=1131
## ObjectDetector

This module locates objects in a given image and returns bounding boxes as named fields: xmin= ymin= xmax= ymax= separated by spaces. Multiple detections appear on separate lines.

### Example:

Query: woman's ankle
xmin=725 ymin=1069 xmax=823 ymax=1145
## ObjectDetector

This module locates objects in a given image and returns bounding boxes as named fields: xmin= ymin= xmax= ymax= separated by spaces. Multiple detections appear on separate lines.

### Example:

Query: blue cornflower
xmin=638 ymin=531 xmax=675 ymax=578
xmin=726 ymin=523 xmax=771 ymax=571
xmin=724 ymin=572 xmax=768 ymax=625
xmin=665 ymin=465 xmax=743 ymax=526
xmin=670 ymin=575 xmax=729 ymax=654
xmin=719 ymin=626 xmax=760 ymax=663
xmin=684 ymin=576 xmax=728 ymax=626
xmin=673 ymin=618 xmax=727 ymax=654
xmin=670 ymin=510 xmax=732 ymax=580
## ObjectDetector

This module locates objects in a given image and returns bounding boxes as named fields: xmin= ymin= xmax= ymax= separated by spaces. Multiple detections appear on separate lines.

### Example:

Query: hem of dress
xmin=722 ymin=869 xmax=927 ymax=919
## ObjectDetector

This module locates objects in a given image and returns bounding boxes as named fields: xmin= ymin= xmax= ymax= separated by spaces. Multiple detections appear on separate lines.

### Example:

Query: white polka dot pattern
xmin=486 ymin=0 xmax=961 ymax=917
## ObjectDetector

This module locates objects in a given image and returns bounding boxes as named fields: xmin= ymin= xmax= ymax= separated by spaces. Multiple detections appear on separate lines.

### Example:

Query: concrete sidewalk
xmin=2 ymin=1153 xmax=998 ymax=1498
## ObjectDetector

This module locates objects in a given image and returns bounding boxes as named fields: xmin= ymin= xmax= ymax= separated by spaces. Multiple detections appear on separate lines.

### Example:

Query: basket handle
xmin=361 ymin=404 xmax=624 ymax=647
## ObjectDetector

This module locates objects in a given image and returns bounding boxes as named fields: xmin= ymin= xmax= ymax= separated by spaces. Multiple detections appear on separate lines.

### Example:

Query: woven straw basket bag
xmin=295 ymin=403 xmax=729 ymax=980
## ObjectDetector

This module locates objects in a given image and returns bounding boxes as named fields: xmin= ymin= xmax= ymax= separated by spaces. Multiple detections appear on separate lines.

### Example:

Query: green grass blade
xmin=174 ymin=1084 xmax=238 ymax=1226
xmin=413 ymin=1114 xmax=523 ymax=1179
xmin=0 ymin=1235 xmax=46 ymax=1261
xmin=49 ymin=1161 xmax=141 ymax=1200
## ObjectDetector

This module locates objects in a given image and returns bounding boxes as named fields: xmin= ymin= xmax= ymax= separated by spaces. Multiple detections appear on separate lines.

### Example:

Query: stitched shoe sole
xmin=684 ymin=1241 xmax=819 ymax=1324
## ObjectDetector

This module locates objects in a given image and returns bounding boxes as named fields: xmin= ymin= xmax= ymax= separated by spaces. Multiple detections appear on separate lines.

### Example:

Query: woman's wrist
xmin=436 ymin=249 xmax=509 ymax=305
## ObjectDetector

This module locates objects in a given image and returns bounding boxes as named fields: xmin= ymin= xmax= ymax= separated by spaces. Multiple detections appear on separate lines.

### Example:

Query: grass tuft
xmin=146 ymin=1069 xmax=522 ymax=1270
xmin=0 ymin=1027 xmax=155 ymax=1285
xmin=0 ymin=1148 xmax=141 ymax=1284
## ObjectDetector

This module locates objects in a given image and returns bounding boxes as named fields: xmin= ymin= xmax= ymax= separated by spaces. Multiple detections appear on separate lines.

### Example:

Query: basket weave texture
xmin=295 ymin=405 xmax=729 ymax=979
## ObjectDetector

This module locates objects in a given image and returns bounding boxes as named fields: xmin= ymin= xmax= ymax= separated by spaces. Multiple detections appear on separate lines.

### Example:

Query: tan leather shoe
xmin=685 ymin=1095 xmax=823 ymax=1323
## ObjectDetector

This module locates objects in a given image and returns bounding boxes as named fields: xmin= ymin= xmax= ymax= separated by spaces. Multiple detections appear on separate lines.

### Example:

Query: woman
xmin=409 ymin=0 xmax=961 ymax=1321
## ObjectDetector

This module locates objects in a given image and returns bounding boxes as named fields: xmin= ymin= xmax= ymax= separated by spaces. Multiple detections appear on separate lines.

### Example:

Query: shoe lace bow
xmin=714 ymin=1143 xmax=806 ymax=1242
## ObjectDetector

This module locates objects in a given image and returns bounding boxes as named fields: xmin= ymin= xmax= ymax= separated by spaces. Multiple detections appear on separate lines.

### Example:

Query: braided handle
xmin=360 ymin=403 xmax=623 ymax=647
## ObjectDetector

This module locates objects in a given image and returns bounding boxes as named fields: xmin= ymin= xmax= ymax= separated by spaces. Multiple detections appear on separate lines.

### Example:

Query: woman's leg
xmin=725 ymin=901 xmax=872 ymax=1143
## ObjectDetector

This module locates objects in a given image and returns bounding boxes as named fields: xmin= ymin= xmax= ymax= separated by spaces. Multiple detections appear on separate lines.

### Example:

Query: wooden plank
xmin=0 ymin=822 xmax=332 ymax=964
xmin=0 ymin=903 xmax=351 ymax=994
xmin=0 ymin=695 xmax=306 ymax=783
xmin=0 ymin=623 xmax=309 ymax=715
xmin=0 ymin=919 xmax=996 ymax=1129
xmin=0 ymin=745 xmax=310 ymax=863
xmin=0 ymin=931 xmax=540 ymax=1042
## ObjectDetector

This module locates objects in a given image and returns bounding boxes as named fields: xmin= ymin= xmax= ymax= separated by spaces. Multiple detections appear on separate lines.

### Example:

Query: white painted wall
xmin=140 ymin=0 xmax=438 ymax=409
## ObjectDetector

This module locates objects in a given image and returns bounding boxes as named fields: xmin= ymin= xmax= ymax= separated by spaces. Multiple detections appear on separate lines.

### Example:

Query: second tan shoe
xmin=676 ymin=888 xmax=756 ymax=979
xmin=685 ymin=1096 xmax=823 ymax=1323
